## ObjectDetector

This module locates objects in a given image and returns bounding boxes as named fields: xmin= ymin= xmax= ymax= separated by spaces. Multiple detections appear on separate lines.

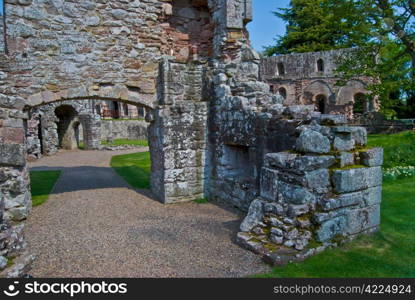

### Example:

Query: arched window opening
xmin=317 ymin=59 xmax=324 ymax=72
xmin=315 ymin=94 xmax=327 ymax=114
xmin=353 ymin=93 xmax=367 ymax=114
xmin=277 ymin=62 xmax=285 ymax=75
xmin=278 ymin=87 xmax=287 ymax=100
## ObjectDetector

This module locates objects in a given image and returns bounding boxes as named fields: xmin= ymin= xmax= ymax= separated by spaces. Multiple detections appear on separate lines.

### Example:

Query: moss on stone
xmin=194 ymin=198 xmax=209 ymax=204
xmin=331 ymin=164 xmax=366 ymax=171
xmin=7 ymin=258 xmax=14 ymax=268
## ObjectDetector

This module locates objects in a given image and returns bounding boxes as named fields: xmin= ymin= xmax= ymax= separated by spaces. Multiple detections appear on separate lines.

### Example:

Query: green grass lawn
xmin=102 ymin=139 xmax=149 ymax=147
xmin=29 ymin=171 xmax=61 ymax=207
xmin=110 ymin=151 xmax=151 ymax=189
xmin=256 ymin=177 xmax=415 ymax=278
xmin=368 ymin=130 xmax=415 ymax=168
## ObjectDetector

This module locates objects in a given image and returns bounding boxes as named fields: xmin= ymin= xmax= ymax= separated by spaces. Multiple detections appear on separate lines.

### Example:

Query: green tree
xmin=266 ymin=0 xmax=415 ymax=117
xmin=264 ymin=0 xmax=370 ymax=55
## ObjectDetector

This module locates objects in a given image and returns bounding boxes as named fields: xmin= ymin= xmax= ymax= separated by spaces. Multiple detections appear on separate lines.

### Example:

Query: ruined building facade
xmin=0 ymin=0 xmax=382 ymax=276
xmin=261 ymin=50 xmax=380 ymax=118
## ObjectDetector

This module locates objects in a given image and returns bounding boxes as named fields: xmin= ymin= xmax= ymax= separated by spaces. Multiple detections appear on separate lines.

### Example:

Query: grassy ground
xmin=256 ymin=177 xmax=415 ymax=278
xmin=368 ymin=130 xmax=415 ymax=168
xmin=102 ymin=139 xmax=149 ymax=147
xmin=29 ymin=171 xmax=61 ymax=207
xmin=110 ymin=151 xmax=151 ymax=189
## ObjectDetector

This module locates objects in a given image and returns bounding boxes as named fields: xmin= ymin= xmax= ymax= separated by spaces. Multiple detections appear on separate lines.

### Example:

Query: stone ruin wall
xmin=25 ymin=100 xmax=150 ymax=161
xmin=100 ymin=119 xmax=148 ymax=142
xmin=0 ymin=0 xmax=383 ymax=276
xmin=0 ymin=0 xmax=254 ymax=276
xmin=236 ymin=115 xmax=383 ymax=265
xmin=260 ymin=49 xmax=381 ymax=118
xmin=207 ymin=46 xmax=382 ymax=266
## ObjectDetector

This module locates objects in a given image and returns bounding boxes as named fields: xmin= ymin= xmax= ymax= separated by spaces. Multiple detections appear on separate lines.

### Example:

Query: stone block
xmin=321 ymin=191 xmax=363 ymax=211
xmin=360 ymin=148 xmax=384 ymax=167
xmin=345 ymin=205 xmax=381 ymax=235
xmin=316 ymin=216 xmax=347 ymax=242
xmin=319 ymin=114 xmax=347 ymax=125
xmin=363 ymin=186 xmax=382 ymax=206
xmin=0 ymin=144 xmax=26 ymax=167
xmin=240 ymin=199 xmax=264 ymax=232
xmin=305 ymin=169 xmax=330 ymax=193
xmin=295 ymin=130 xmax=331 ymax=154
xmin=260 ymin=168 xmax=279 ymax=201
xmin=5 ymin=206 xmax=30 ymax=222
xmin=293 ymin=155 xmax=336 ymax=171
xmin=333 ymin=133 xmax=355 ymax=151
xmin=264 ymin=152 xmax=297 ymax=169
xmin=0 ymin=95 xmax=26 ymax=110
xmin=350 ymin=127 xmax=368 ymax=146
xmin=287 ymin=204 xmax=309 ymax=217
xmin=263 ymin=203 xmax=284 ymax=215
xmin=332 ymin=167 xmax=382 ymax=193
xmin=338 ymin=152 xmax=354 ymax=168
xmin=279 ymin=182 xmax=316 ymax=205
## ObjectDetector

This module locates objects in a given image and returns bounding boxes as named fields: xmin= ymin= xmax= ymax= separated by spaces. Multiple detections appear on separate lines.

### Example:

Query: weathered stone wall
xmin=26 ymin=100 xmax=99 ymax=159
xmin=100 ymin=120 xmax=148 ymax=142
xmin=149 ymin=59 xmax=208 ymax=203
xmin=260 ymin=49 xmax=380 ymax=118
xmin=0 ymin=0 xmax=384 ymax=277
xmin=236 ymin=114 xmax=383 ymax=265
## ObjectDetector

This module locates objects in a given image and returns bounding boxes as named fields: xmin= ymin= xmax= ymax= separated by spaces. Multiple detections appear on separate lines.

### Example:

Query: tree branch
xmin=376 ymin=0 xmax=415 ymax=52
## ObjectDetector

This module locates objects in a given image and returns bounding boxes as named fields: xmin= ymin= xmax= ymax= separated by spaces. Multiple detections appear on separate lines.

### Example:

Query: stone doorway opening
xmin=315 ymin=94 xmax=327 ymax=113
xmin=55 ymin=105 xmax=82 ymax=151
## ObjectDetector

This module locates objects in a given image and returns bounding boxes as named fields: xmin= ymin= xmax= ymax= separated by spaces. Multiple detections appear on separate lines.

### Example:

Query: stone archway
xmin=54 ymin=105 xmax=79 ymax=150
xmin=302 ymin=80 xmax=335 ymax=105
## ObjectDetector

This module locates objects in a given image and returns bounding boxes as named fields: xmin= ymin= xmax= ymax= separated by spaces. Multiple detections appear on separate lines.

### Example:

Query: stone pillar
xmin=148 ymin=59 xmax=208 ymax=204
xmin=79 ymin=114 xmax=101 ymax=150
xmin=237 ymin=114 xmax=383 ymax=265
xmin=0 ymin=107 xmax=34 ymax=277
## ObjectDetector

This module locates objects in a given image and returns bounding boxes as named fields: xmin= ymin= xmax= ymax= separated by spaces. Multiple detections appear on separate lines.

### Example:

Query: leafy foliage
xmin=368 ymin=130 xmax=415 ymax=168
xmin=264 ymin=0 xmax=370 ymax=55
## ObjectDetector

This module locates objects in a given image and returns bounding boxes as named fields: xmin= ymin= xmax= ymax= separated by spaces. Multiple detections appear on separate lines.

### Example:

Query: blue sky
xmin=0 ymin=0 xmax=289 ymax=51
xmin=248 ymin=0 xmax=290 ymax=51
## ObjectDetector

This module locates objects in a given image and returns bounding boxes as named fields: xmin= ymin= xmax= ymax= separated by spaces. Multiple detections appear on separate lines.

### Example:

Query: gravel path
xmin=26 ymin=149 xmax=269 ymax=278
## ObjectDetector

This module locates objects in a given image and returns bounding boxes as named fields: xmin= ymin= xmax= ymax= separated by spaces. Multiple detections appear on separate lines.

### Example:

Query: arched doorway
xmin=278 ymin=87 xmax=287 ymax=100
xmin=55 ymin=105 xmax=80 ymax=150
xmin=315 ymin=94 xmax=327 ymax=113
xmin=354 ymin=93 xmax=367 ymax=114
